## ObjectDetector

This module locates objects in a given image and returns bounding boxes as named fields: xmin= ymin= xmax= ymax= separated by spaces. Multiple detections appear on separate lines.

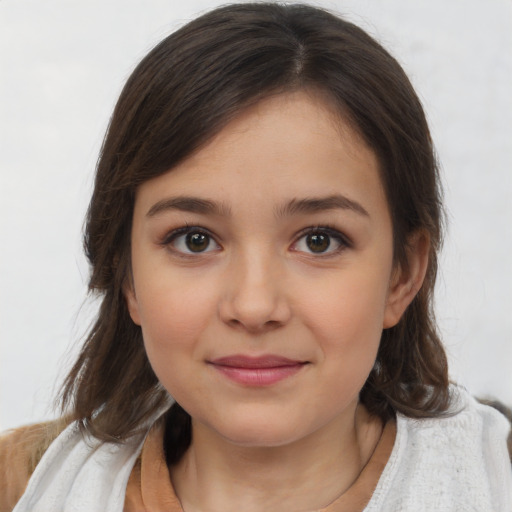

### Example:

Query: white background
xmin=1 ymin=0 xmax=511 ymax=431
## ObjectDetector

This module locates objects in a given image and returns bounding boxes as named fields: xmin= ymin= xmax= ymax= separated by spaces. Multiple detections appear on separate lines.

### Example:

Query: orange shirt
xmin=1 ymin=419 xmax=395 ymax=512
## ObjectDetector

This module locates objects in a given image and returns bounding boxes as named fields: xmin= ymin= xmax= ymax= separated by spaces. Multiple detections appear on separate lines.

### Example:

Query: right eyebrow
xmin=146 ymin=196 xmax=232 ymax=217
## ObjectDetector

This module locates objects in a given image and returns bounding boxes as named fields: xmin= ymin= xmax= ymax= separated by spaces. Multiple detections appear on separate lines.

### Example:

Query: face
xmin=126 ymin=91 xmax=414 ymax=448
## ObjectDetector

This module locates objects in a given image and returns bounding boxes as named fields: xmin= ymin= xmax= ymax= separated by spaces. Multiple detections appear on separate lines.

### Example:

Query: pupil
xmin=306 ymin=233 xmax=330 ymax=253
xmin=186 ymin=232 xmax=209 ymax=252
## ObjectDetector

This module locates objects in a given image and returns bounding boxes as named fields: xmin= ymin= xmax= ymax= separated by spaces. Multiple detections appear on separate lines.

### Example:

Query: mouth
xmin=207 ymin=355 xmax=308 ymax=386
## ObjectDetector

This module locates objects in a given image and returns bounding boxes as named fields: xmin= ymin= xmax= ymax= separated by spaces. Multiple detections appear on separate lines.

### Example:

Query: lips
xmin=208 ymin=355 xmax=307 ymax=386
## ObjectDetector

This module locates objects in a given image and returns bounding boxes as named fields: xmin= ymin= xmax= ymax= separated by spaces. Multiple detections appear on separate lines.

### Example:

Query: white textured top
xmin=12 ymin=387 xmax=512 ymax=512
xmin=365 ymin=389 xmax=512 ymax=511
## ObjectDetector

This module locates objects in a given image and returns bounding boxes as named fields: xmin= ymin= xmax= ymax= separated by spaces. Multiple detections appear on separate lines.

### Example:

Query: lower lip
xmin=211 ymin=364 xmax=305 ymax=386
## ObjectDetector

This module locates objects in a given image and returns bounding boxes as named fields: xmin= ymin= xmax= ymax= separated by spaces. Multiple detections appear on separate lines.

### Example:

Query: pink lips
xmin=208 ymin=355 xmax=307 ymax=386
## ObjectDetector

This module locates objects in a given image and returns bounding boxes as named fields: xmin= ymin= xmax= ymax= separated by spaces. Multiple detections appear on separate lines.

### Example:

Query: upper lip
xmin=209 ymin=355 xmax=306 ymax=368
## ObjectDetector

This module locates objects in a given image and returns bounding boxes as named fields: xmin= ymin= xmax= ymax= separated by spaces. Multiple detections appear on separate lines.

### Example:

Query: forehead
xmin=133 ymin=91 xmax=387 ymax=220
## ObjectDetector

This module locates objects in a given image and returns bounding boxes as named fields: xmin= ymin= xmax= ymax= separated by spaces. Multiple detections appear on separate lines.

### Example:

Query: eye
xmin=292 ymin=227 xmax=350 ymax=255
xmin=163 ymin=227 xmax=220 ymax=255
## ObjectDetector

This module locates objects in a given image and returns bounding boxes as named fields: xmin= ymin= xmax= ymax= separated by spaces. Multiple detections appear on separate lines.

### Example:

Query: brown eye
xmin=292 ymin=227 xmax=350 ymax=256
xmin=165 ymin=227 xmax=220 ymax=255
xmin=186 ymin=232 xmax=210 ymax=252
xmin=306 ymin=233 xmax=330 ymax=253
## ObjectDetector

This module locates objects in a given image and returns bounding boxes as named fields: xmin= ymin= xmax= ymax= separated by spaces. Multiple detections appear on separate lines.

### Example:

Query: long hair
xmin=61 ymin=3 xmax=450 ymax=452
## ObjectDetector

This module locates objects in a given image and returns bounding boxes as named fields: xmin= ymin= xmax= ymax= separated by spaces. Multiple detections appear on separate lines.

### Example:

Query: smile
xmin=208 ymin=355 xmax=308 ymax=386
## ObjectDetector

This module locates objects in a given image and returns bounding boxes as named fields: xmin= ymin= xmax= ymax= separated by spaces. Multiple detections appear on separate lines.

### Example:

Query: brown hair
xmin=61 ymin=3 xmax=450 ymax=451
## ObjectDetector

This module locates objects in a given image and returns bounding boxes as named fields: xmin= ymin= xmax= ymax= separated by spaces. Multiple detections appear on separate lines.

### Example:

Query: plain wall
xmin=1 ymin=0 xmax=511 ymax=430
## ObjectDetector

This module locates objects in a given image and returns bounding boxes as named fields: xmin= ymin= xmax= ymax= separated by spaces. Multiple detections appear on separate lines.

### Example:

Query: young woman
xmin=1 ymin=3 xmax=511 ymax=511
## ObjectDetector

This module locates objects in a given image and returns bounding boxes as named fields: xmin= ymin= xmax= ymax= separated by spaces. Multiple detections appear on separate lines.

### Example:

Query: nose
xmin=218 ymin=249 xmax=292 ymax=333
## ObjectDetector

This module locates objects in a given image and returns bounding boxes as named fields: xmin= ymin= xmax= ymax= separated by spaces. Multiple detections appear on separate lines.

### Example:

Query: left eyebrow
xmin=275 ymin=195 xmax=369 ymax=218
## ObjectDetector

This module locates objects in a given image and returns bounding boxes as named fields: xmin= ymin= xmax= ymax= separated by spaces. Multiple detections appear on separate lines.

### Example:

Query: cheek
xmin=299 ymin=267 xmax=389 ymax=366
xmin=134 ymin=272 xmax=218 ymax=378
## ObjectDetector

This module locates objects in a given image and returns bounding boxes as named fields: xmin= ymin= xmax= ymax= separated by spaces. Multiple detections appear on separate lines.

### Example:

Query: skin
xmin=125 ymin=91 xmax=429 ymax=511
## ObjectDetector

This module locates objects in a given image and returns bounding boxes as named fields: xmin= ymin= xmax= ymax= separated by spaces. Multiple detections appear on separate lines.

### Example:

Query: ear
xmin=383 ymin=230 xmax=430 ymax=329
xmin=123 ymin=279 xmax=142 ymax=326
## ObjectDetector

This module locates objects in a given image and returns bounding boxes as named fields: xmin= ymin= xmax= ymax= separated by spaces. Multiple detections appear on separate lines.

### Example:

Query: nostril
xmin=227 ymin=318 xmax=283 ymax=334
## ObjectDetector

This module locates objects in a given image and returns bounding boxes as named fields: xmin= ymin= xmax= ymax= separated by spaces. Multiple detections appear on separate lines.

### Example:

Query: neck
xmin=169 ymin=402 xmax=383 ymax=512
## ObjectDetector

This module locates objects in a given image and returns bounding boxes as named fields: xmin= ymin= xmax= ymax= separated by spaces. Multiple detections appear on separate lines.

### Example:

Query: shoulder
xmin=7 ymin=418 xmax=150 ymax=512
xmin=401 ymin=387 xmax=511 ymax=458
xmin=0 ymin=419 xmax=67 ymax=512
xmin=369 ymin=387 xmax=512 ymax=511
xmin=477 ymin=397 xmax=512 ymax=460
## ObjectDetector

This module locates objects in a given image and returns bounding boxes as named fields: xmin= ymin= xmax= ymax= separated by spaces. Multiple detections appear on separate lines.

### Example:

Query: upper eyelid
xmin=162 ymin=225 xmax=217 ymax=244
xmin=294 ymin=225 xmax=351 ymax=244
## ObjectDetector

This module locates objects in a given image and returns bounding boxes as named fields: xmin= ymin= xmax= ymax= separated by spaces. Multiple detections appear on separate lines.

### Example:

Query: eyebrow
xmin=146 ymin=194 xmax=369 ymax=219
xmin=275 ymin=195 xmax=369 ymax=218
xmin=146 ymin=196 xmax=232 ymax=217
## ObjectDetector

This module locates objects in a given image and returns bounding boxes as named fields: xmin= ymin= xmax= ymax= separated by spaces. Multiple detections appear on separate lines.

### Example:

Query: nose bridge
xmin=220 ymin=242 xmax=290 ymax=330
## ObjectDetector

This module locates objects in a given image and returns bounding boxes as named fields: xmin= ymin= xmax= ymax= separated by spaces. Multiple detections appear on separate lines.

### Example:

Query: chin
xmin=209 ymin=414 xmax=311 ymax=448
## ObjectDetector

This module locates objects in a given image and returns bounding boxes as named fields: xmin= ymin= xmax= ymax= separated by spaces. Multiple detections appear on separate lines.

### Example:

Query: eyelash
xmin=160 ymin=224 xmax=351 ymax=257
xmin=291 ymin=225 xmax=352 ymax=256
xmin=161 ymin=225 xmax=220 ymax=256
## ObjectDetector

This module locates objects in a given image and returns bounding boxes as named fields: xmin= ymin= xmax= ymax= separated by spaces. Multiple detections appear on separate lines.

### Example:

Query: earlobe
xmin=383 ymin=231 xmax=430 ymax=329
xmin=124 ymin=281 xmax=142 ymax=326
